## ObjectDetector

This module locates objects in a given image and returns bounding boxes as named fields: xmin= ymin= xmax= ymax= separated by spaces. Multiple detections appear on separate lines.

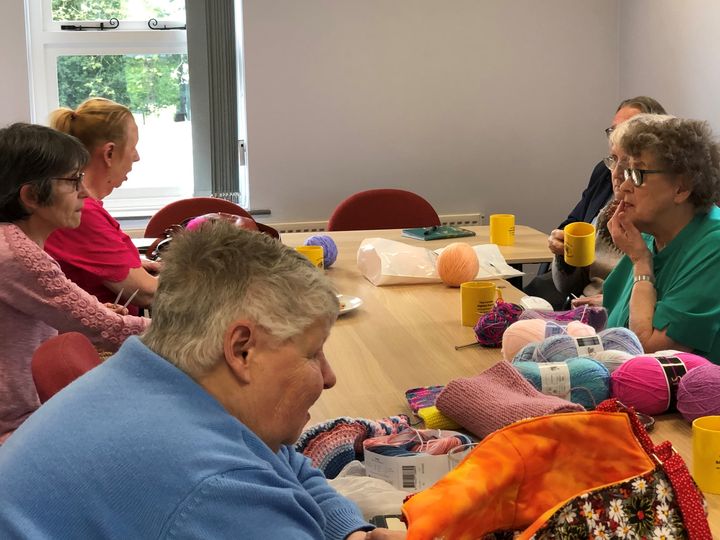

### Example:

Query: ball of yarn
xmin=519 ymin=306 xmax=608 ymax=332
xmin=514 ymin=357 xmax=610 ymax=409
xmin=436 ymin=243 xmax=479 ymax=287
xmin=473 ymin=301 xmax=523 ymax=347
xmin=677 ymin=364 xmax=720 ymax=422
xmin=565 ymin=321 xmax=596 ymax=337
xmin=304 ymin=235 xmax=338 ymax=268
xmin=597 ymin=327 xmax=643 ymax=356
xmin=611 ymin=352 xmax=711 ymax=415
xmin=592 ymin=349 xmax=633 ymax=374
xmin=501 ymin=319 xmax=546 ymax=360
xmin=513 ymin=343 xmax=537 ymax=363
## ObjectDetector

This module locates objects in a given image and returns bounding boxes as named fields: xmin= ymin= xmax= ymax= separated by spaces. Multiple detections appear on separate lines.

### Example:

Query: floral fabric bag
xmin=402 ymin=399 xmax=710 ymax=539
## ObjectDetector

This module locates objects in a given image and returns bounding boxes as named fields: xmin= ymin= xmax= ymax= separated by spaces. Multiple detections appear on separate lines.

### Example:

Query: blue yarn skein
xmin=514 ymin=357 xmax=610 ymax=409
xmin=533 ymin=327 xmax=643 ymax=363
xmin=513 ymin=343 xmax=537 ymax=363
xmin=304 ymin=235 xmax=338 ymax=268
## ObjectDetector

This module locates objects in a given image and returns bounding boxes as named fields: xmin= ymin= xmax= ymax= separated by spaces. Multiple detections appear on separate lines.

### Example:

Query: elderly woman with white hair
xmin=602 ymin=116 xmax=720 ymax=362
xmin=0 ymin=222 xmax=403 ymax=539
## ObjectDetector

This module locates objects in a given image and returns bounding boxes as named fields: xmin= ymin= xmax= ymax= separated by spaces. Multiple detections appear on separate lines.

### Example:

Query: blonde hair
xmin=48 ymin=97 xmax=134 ymax=152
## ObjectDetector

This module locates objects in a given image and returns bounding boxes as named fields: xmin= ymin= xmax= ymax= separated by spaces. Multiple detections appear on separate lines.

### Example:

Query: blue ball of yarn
xmin=514 ymin=357 xmax=610 ymax=409
xmin=304 ymin=235 xmax=338 ymax=268
xmin=597 ymin=327 xmax=643 ymax=356
xmin=533 ymin=327 xmax=643 ymax=363
xmin=513 ymin=343 xmax=537 ymax=363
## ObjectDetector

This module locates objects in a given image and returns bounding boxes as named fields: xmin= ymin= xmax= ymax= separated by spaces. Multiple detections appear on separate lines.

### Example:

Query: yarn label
xmin=572 ymin=335 xmax=604 ymax=356
xmin=538 ymin=362 xmax=571 ymax=399
xmin=364 ymin=447 xmax=452 ymax=491
xmin=655 ymin=356 xmax=687 ymax=411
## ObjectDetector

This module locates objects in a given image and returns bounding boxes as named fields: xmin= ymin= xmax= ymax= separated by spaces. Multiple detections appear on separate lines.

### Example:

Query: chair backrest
xmin=144 ymin=197 xmax=253 ymax=238
xmin=31 ymin=332 xmax=101 ymax=403
xmin=327 ymin=189 xmax=441 ymax=231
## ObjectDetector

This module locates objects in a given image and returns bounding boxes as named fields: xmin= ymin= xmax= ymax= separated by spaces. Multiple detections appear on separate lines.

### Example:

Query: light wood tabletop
xmin=281 ymin=226 xmax=718 ymax=535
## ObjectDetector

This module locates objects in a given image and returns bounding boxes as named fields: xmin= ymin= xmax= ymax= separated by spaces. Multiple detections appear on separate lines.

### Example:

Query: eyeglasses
xmin=602 ymin=155 xmax=629 ymax=172
xmin=623 ymin=168 xmax=668 ymax=187
xmin=52 ymin=172 xmax=85 ymax=191
xmin=604 ymin=126 xmax=614 ymax=138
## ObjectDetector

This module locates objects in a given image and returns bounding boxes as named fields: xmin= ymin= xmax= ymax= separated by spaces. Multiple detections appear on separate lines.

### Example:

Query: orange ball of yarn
xmin=436 ymin=242 xmax=479 ymax=287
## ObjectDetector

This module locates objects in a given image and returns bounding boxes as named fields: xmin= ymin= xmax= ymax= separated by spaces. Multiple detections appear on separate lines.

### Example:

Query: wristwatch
xmin=633 ymin=274 xmax=655 ymax=285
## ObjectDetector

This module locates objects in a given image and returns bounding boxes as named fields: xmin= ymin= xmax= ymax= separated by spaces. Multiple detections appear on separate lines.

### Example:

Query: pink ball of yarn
xmin=565 ymin=321 xmax=596 ymax=337
xmin=677 ymin=364 xmax=720 ymax=422
xmin=611 ymin=352 xmax=711 ymax=415
xmin=436 ymin=243 xmax=479 ymax=287
xmin=501 ymin=319 xmax=546 ymax=360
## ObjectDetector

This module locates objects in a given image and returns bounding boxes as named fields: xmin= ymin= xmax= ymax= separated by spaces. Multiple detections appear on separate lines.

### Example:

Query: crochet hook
xmin=454 ymin=342 xmax=480 ymax=350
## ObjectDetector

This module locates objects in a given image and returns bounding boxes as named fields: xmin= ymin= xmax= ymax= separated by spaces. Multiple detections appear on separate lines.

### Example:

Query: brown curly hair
xmin=620 ymin=117 xmax=720 ymax=212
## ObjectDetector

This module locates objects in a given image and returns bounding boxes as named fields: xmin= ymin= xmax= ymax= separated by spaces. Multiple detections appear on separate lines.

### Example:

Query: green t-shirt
xmin=604 ymin=206 xmax=720 ymax=364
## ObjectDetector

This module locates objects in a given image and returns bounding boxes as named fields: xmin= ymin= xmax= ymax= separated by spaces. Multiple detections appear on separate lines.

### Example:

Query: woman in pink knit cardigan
xmin=0 ymin=123 xmax=149 ymax=443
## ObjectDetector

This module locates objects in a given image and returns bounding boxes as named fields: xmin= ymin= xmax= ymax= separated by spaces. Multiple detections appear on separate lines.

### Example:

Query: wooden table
xmin=282 ymin=226 xmax=718 ymax=535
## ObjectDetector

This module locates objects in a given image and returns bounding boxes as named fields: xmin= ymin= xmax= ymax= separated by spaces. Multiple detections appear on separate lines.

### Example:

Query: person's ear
xmin=223 ymin=320 xmax=255 ymax=384
xmin=18 ymin=184 xmax=41 ymax=213
xmin=101 ymin=141 xmax=115 ymax=167
xmin=673 ymin=174 xmax=692 ymax=204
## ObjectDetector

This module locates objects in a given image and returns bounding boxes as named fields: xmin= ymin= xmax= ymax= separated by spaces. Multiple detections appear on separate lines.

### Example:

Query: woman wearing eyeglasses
xmin=44 ymin=98 xmax=157 ymax=316
xmin=602 ymin=116 xmax=720 ymax=362
xmin=0 ymin=123 xmax=149 ymax=443
xmin=553 ymin=115 xmax=672 ymax=307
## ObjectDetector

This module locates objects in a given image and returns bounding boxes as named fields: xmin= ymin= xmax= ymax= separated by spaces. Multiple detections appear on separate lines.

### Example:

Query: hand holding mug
xmin=548 ymin=229 xmax=564 ymax=256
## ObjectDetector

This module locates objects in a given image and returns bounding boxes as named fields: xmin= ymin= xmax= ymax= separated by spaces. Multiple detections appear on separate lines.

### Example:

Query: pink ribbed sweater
xmin=0 ymin=224 xmax=149 ymax=442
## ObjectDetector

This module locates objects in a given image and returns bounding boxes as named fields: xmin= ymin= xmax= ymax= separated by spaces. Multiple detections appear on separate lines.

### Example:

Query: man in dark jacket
xmin=525 ymin=96 xmax=667 ymax=308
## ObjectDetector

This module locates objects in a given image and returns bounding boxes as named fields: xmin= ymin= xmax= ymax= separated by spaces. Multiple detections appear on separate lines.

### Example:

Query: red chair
xmin=145 ymin=197 xmax=253 ymax=238
xmin=31 ymin=333 xmax=101 ymax=403
xmin=327 ymin=189 xmax=441 ymax=231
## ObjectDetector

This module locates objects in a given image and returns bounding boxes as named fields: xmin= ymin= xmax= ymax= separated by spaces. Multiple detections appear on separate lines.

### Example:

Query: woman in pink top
xmin=0 ymin=123 xmax=149 ymax=442
xmin=45 ymin=98 xmax=158 ymax=315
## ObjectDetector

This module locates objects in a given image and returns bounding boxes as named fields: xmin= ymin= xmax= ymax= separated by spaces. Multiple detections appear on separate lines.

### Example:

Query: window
xmin=27 ymin=0 xmax=192 ymax=216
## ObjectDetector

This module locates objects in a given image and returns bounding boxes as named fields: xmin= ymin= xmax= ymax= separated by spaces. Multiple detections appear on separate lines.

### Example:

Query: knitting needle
xmin=113 ymin=288 xmax=124 ymax=305
xmin=454 ymin=341 xmax=480 ymax=350
xmin=122 ymin=289 xmax=140 ymax=308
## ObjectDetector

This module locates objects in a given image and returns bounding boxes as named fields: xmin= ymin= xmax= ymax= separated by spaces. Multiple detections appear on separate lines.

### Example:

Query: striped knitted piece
xmin=295 ymin=415 xmax=410 ymax=479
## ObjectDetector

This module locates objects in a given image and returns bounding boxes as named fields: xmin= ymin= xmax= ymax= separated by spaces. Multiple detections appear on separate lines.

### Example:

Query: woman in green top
xmin=603 ymin=116 xmax=720 ymax=363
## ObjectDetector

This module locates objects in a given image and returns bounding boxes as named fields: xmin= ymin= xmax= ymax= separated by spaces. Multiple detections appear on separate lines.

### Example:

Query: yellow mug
xmin=563 ymin=222 xmax=596 ymax=267
xmin=692 ymin=416 xmax=720 ymax=494
xmin=460 ymin=281 xmax=499 ymax=326
xmin=489 ymin=214 xmax=515 ymax=246
xmin=295 ymin=245 xmax=324 ymax=269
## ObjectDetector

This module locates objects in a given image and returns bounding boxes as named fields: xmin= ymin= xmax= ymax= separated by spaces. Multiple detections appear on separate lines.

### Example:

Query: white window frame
xmin=26 ymin=0 xmax=190 ymax=216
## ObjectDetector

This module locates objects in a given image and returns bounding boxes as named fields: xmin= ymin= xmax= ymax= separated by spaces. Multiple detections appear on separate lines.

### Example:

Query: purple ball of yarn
xmin=304 ymin=235 xmax=338 ymax=268
xmin=474 ymin=301 xmax=523 ymax=347
xmin=677 ymin=363 xmax=720 ymax=422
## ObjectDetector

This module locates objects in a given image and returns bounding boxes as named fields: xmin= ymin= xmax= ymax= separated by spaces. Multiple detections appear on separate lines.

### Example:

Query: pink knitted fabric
xmin=0 ymin=224 xmax=149 ymax=442
xmin=436 ymin=360 xmax=584 ymax=438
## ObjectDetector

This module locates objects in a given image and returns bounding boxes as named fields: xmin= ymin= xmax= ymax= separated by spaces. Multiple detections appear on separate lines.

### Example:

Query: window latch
xmin=61 ymin=18 xmax=119 ymax=31
xmin=148 ymin=18 xmax=186 ymax=31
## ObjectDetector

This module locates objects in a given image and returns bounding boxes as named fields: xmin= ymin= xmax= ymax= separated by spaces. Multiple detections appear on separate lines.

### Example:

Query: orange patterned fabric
xmin=402 ymin=412 xmax=654 ymax=539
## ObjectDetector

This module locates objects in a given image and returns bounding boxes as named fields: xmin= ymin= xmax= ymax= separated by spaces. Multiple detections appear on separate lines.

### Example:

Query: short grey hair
xmin=619 ymin=117 xmax=720 ymax=212
xmin=142 ymin=221 xmax=339 ymax=377
xmin=609 ymin=114 xmax=674 ymax=149
xmin=616 ymin=96 xmax=667 ymax=115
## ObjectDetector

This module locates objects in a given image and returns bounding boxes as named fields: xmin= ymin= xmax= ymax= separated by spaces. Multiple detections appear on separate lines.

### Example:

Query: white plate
xmin=337 ymin=295 xmax=363 ymax=315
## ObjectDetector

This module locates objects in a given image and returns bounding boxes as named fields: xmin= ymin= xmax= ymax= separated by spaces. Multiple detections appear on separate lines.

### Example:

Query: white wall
xmin=0 ymin=0 xmax=31 ymax=123
xmin=242 ymin=0 xmax=620 ymax=233
xmin=619 ymin=0 xmax=720 ymax=132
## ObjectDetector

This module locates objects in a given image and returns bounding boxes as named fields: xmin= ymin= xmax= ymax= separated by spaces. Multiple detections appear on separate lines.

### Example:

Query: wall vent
xmin=267 ymin=213 xmax=484 ymax=234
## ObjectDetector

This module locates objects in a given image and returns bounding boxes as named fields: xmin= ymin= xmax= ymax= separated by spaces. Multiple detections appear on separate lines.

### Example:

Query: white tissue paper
xmin=357 ymin=238 xmax=524 ymax=286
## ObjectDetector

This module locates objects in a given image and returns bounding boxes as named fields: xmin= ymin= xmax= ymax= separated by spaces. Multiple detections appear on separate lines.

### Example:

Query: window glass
xmin=57 ymin=53 xmax=192 ymax=195
xmin=51 ymin=0 xmax=185 ymax=22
